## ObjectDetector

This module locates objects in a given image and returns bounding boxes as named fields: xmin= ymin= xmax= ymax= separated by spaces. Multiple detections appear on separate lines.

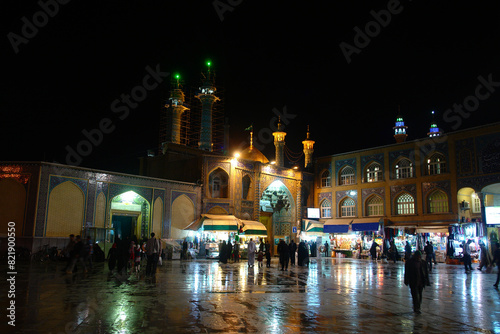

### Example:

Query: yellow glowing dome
xmin=239 ymin=146 xmax=269 ymax=164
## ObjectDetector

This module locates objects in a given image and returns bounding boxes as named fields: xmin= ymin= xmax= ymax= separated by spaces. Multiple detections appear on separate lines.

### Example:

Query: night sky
xmin=3 ymin=1 xmax=500 ymax=174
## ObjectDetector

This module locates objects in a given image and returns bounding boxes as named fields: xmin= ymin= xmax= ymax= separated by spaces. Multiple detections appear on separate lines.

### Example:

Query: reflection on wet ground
xmin=2 ymin=257 xmax=500 ymax=333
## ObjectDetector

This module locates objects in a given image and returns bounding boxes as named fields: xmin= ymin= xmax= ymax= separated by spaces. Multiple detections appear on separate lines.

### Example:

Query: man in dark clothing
xmin=405 ymin=241 xmax=412 ymax=261
xmin=277 ymin=239 xmax=289 ymax=270
xmin=289 ymin=240 xmax=297 ymax=266
xmin=463 ymin=239 xmax=473 ymax=272
xmin=370 ymin=241 xmax=380 ymax=261
xmin=67 ymin=235 xmax=87 ymax=274
xmin=493 ymin=242 xmax=500 ymax=288
xmin=145 ymin=233 xmax=161 ymax=276
xmin=404 ymin=251 xmax=430 ymax=314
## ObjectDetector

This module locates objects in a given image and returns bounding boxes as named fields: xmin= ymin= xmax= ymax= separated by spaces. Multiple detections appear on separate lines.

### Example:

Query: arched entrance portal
xmin=110 ymin=191 xmax=150 ymax=240
xmin=481 ymin=183 xmax=500 ymax=247
xmin=260 ymin=180 xmax=295 ymax=254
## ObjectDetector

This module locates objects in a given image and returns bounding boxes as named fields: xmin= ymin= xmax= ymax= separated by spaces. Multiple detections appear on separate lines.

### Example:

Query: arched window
xmin=320 ymin=199 xmax=332 ymax=218
xmin=428 ymin=190 xmax=448 ymax=213
xmin=321 ymin=170 xmax=331 ymax=188
xmin=242 ymin=175 xmax=251 ymax=200
xmin=395 ymin=158 xmax=413 ymax=179
xmin=396 ymin=193 xmax=415 ymax=215
xmin=340 ymin=197 xmax=355 ymax=217
xmin=366 ymin=162 xmax=382 ymax=182
xmin=427 ymin=153 xmax=446 ymax=175
xmin=366 ymin=195 xmax=384 ymax=216
xmin=209 ymin=168 xmax=229 ymax=198
xmin=339 ymin=166 xmax=355 ymax=185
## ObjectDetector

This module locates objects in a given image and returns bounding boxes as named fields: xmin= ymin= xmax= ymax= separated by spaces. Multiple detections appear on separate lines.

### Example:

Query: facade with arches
xmin=314 ymin=122 xmax=500 ymax=234
xmin=0 ymin=162 xmax=201 ymax=252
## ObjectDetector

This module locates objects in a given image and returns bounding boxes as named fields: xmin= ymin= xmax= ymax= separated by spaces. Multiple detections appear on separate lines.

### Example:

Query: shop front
xmin=239 ymin=220 xmax=268 ymax=259
xmin=301 ymin=219 xmax=325 ymax=257
xmin=184 ymin=214 xmax=240 ymax=259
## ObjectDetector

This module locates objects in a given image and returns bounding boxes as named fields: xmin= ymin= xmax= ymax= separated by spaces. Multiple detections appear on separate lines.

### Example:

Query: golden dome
xmin=239 ymin=146 xmax=269 ymax=164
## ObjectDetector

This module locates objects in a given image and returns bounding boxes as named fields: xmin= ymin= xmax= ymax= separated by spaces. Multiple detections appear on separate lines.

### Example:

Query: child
xmin=134 ymin=244 xmax=142 ymax=273
xmin=257 ymin=251 xmax=264 ymax=267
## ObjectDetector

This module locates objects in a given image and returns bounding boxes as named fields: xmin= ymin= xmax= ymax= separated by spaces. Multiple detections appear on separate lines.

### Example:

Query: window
xmin=321 ymin=199 xmax=332 ymax=218
xmin=209 ymin=168 xmax=229 ymax=198
xmin=472 ymin=194 xmax=481 ymax=213
xmin=395 ymin=158 xmax=413 ymax=179
xmin=396 ymin=193 xmax=415 ymax=215
xmin=428 ymin=190 xmax=448 ymax=213
xmin=366 ymin=163 xmax=382 ymax=182
xmin=366 ymin=195 xmax=384 ymax=216
xmin=242 ymin=175 xmax=251 ymax=200
xmin=427 ymin=153 xmax=446 ymax=175
xmin=340 ymin=166 xmax=355 ymax=185
xmin=340 ymin=197 xmax=356 ymax=217
xmin=321 ymin=170 xmax=331 ymax=188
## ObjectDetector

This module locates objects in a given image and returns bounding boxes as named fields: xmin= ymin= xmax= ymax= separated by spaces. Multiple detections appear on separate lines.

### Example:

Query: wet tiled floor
xmin=2 ymin=257 xmax=500 ymax=333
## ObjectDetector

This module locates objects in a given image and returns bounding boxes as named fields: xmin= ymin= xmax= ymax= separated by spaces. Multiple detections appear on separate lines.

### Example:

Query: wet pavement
xmin=2 ymin=257 xmax=500 ymax=333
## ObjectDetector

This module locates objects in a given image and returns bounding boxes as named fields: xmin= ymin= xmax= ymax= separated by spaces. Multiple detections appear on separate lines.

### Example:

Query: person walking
xmin=234 ymin=242 xmax=240 ymax=262
xmin=324 ymin=241 xmax=329 ymax=257
xmin=405 ymin=241 xmax=412 ymax=261
xmin=424 ymin=241 xmax=434 ymax=273
xmin=289 ymin=240 xmax=297 ymax=266
xmin=84 ymin=236 xmax=93 ymax=270
xmin=477 ymin=241 xmax=491 ymax=271
xmin=492 ymin=242 xmax=500 ymax=288
xmin=63 ymin=234 xmax=76 ymax=272
xmin=247 ymin=238 xmax=256 ymax=267
xmin=265 ymin=241 xmax=272 ymax=268
xmin=278 ymin=239 xmax=289 ymax=271
xmin=145 ymin=233 xmax=161 ymax=276
xmin=67 ymin=235 xmax=87 ymax=274
xmin=370 ymin=241 xmax=380 ymax=261
xmin=463 ymin=239 xmax=473 ymax=272
xmin=404 ymin=251 xmax=430 ymax=314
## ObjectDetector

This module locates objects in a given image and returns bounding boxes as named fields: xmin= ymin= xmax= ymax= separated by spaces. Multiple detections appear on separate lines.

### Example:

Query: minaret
xmin=272 ymin=117 xmax=286 ymax=167
xmin=302 ymin=125 xmax=315 ymax=169
xmin=196 ymin=61 xmax=220 ymax=151
xmin=427 ymin=110 xmax=443 ymax=137
xmin=393 ymin=106 xmax=408 ymax=143
xmin=167 ymin=74 xmax=188 ymax=144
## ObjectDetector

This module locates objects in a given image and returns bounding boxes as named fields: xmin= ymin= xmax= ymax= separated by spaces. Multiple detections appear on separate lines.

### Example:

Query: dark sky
xmin=3 ymin=1 xmax=500 ymax=174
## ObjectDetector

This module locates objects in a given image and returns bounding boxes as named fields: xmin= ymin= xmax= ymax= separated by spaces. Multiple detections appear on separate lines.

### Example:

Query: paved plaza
xmin=2 ymin=257 xmax=500 ymax=333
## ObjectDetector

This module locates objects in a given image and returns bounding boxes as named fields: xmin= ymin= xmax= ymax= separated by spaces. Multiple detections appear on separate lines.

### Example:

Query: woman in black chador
xmin=298 ymin=241 xmax=309 ymax=266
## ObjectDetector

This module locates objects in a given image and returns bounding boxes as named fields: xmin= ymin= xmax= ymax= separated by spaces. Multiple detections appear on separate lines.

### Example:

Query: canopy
xmin=415 ymin=227 xmax=449 ymax=234
xmin=303 ymin=219 xmax=324 ymax=233
xmin=352 ymin=222 xmax=380 ymax=232
xmin=240 ymin=220 xmax=267 ymax=236
xmin=323 ymin=219 xmax=350 ymax=234
xmin=184 ymin=214 xmax=239 ymax=232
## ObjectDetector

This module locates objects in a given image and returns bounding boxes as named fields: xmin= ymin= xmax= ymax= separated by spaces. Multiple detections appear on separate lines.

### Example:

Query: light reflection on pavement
xmin=1 ymin=257 xmax=499 ymax=333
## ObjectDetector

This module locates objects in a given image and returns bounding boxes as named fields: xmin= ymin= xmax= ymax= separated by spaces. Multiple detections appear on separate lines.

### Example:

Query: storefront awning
xmin=303 ymin=219 xmax=324 ymax=233
xmin=323 ymin=219 xmax=350 ymax=234
xmin=241 ymin=220 xmax=267 ymax=236
xmin=415 ymin=226 xmax=449 ymax=234
xmin=184 ymin=214 xmax=239 ymax=232
xmin=352 ymin=222 xmax=380 ymax=232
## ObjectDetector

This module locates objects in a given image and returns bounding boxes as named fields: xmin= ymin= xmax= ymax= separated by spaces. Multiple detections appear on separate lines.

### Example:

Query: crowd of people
xmin=63 ymin=232 xmax=163 ymax=277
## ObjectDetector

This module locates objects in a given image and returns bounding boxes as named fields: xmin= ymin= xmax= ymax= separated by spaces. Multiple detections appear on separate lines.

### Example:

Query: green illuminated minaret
xmin=167 ymin=74 xmax=188 ymax=144
xmin=393 ymin=106 xmax=408 ymax=143
xmin=273 ymin=117 xmax=286 ymax=167
xmin=196 ymin=61 xmax=220 ymax=151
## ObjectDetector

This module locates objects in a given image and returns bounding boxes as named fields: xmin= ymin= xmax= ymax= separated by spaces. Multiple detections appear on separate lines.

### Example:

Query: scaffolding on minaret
xmin=158 ymin=68 xmax=225 ymax=155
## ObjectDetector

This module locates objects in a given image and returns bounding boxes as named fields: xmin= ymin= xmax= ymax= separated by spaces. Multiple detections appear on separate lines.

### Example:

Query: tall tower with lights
xmin=427 ymin=110 xmax=443 ymax=137
xmin=196 ymin=61 xmax=220 ymax=151
xmin=273 ymin=117 xmax=287 ymax=167
xmin=302 ymin=125 xmax=315 ymax=169
xmin=393 ymin=107 xmax=408 ymax=143
xmin=167 ymin=74 xmax=189 ymax=145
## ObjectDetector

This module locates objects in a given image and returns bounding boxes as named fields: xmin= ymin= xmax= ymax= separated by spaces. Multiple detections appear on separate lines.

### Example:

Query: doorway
xmin=112 ymin=215 xmax=136 ymax=240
